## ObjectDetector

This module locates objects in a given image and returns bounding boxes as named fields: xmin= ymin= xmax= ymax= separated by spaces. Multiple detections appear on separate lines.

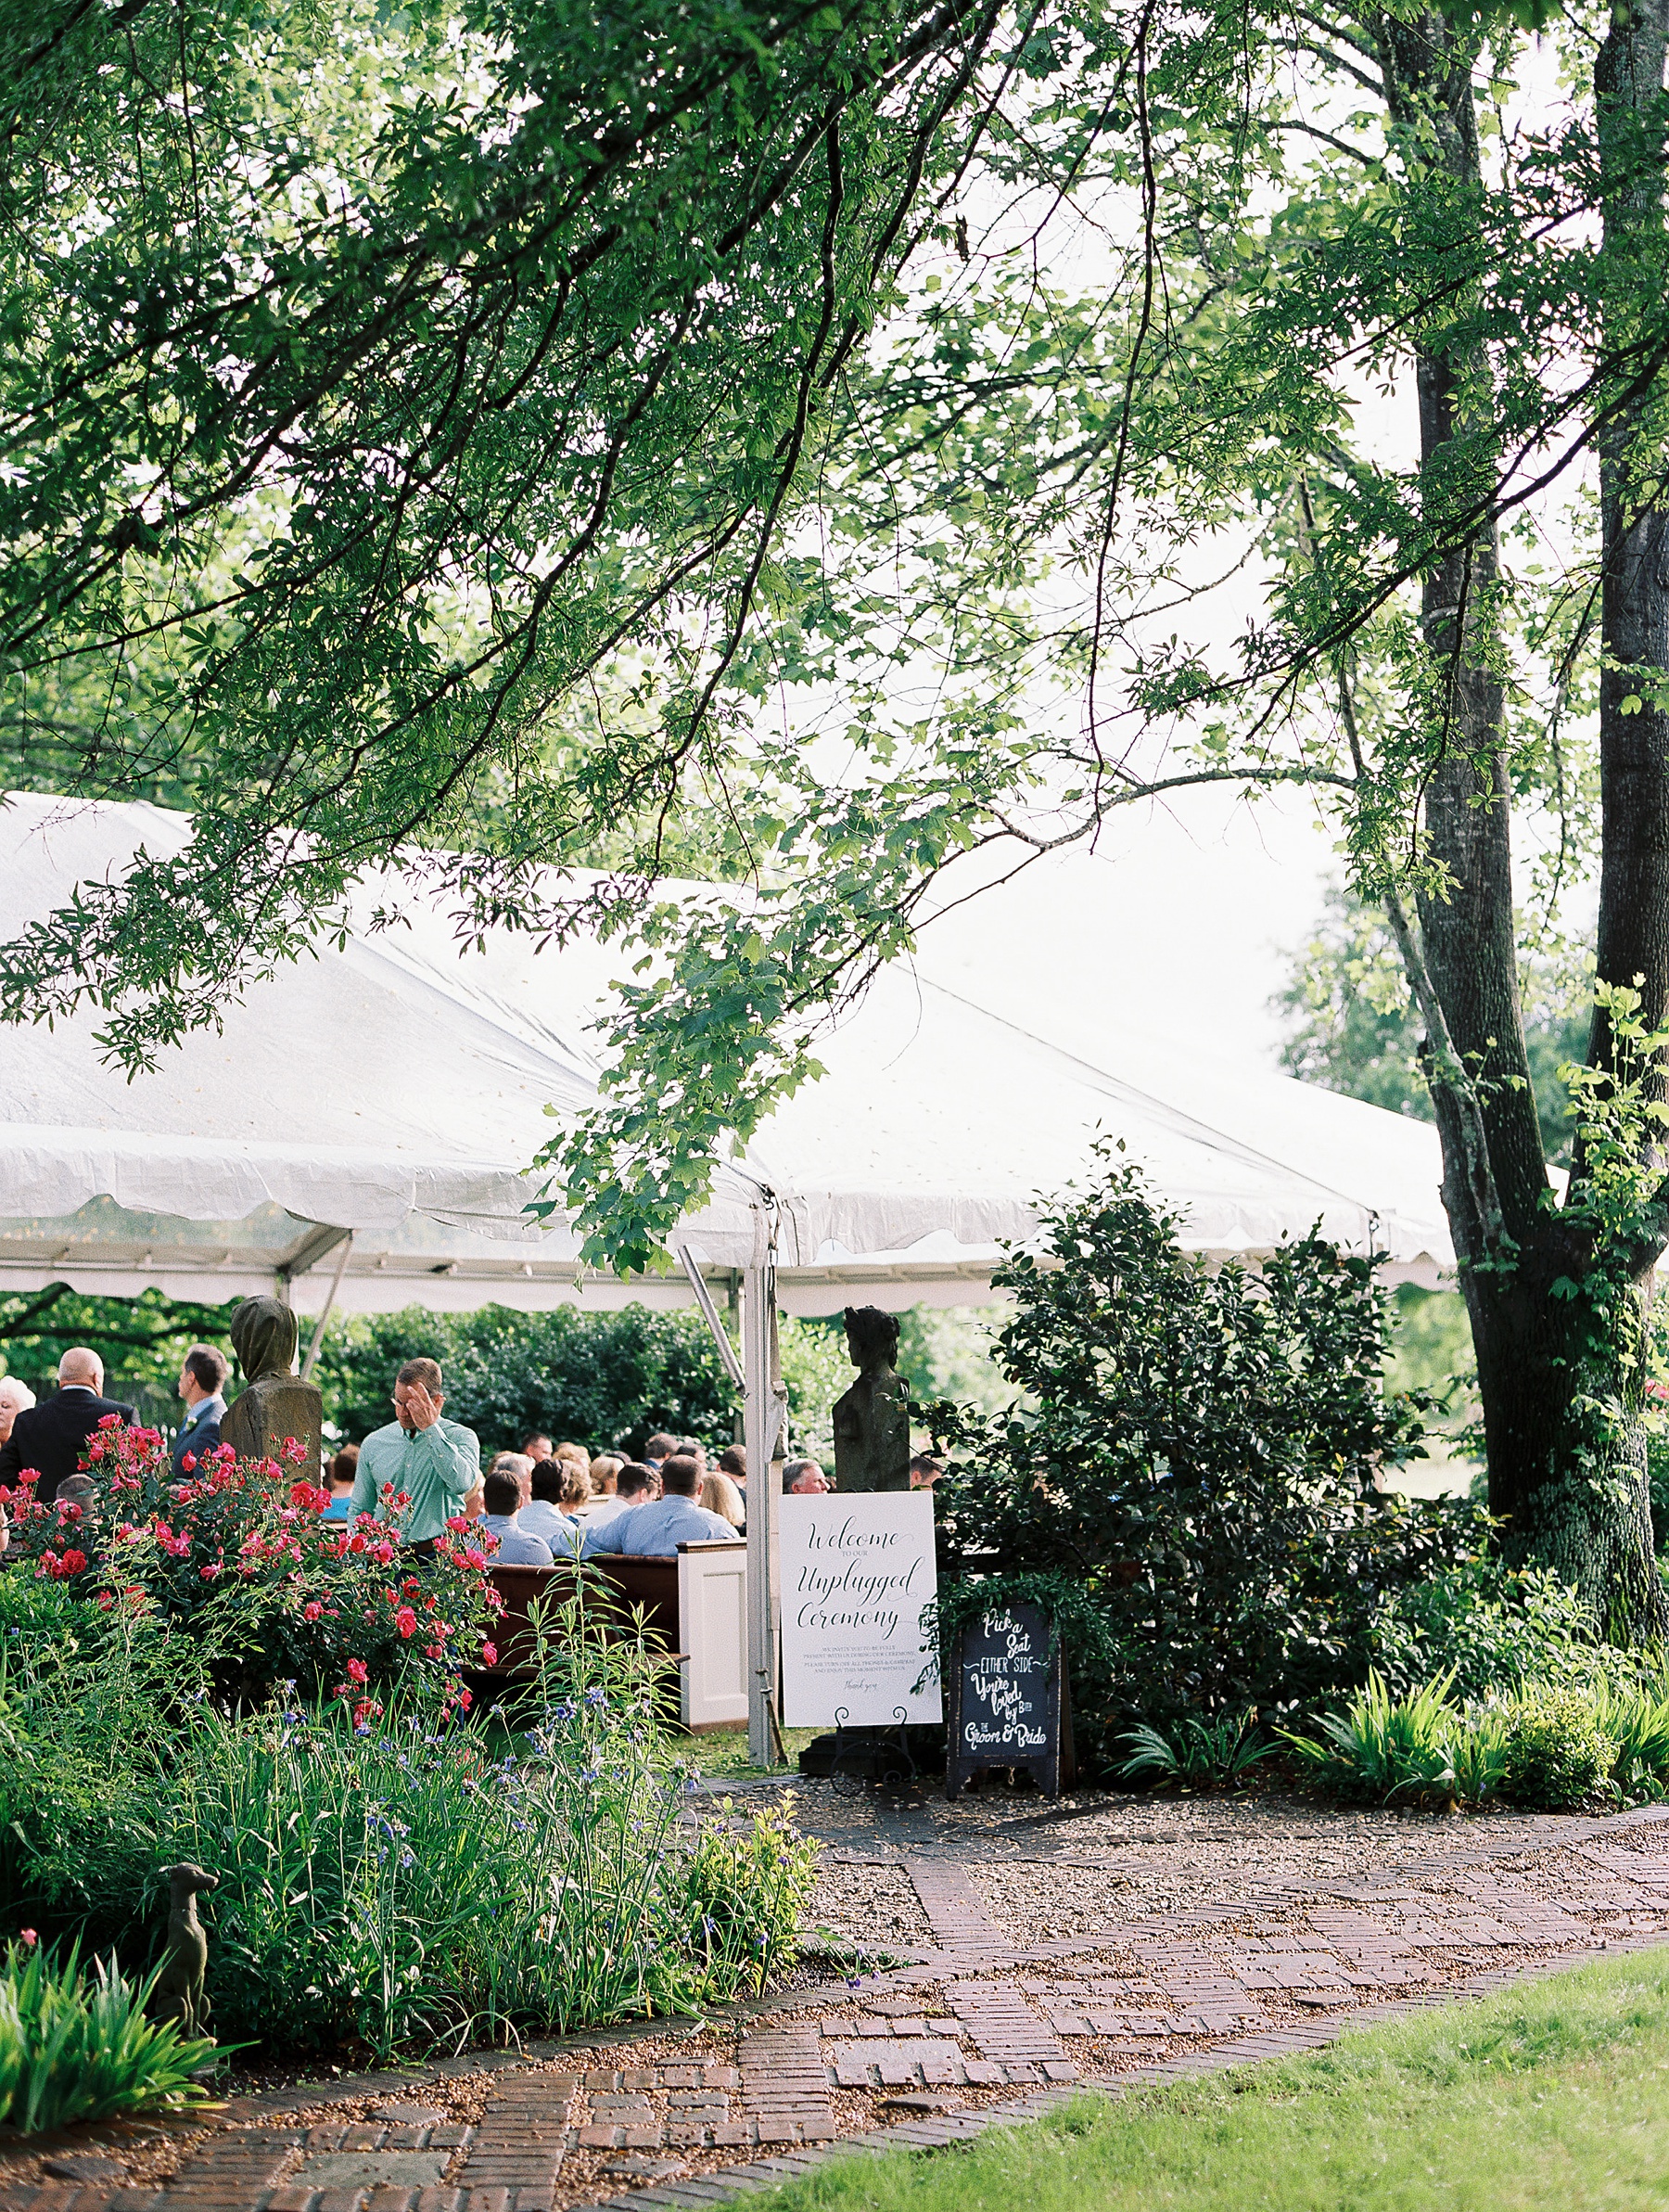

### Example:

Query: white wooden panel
xmin=678 ymin=1541 xmax=749 ymax=1731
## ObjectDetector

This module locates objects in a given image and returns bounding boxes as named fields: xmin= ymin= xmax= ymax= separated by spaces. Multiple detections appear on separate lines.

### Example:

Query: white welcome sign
xmin=778 ymin=1492 xmax=943 ymax=1727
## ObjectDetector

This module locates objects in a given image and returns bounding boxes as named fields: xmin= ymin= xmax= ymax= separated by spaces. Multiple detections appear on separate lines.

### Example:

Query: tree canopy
xmin=8 ymin=0 xmax=1669 ymax=1625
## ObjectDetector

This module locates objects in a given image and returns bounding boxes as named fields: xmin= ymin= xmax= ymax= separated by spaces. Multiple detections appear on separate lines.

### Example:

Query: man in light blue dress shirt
xmin=517 ymin=1458 xmax=580 ymax=1554
xmin=478 ymin=1466 xmax=554 ymax=1565
xmin=582 ymin=1454 xmax=738 ymax=1557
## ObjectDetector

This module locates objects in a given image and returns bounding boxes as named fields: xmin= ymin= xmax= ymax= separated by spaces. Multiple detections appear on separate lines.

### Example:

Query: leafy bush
xmin=1 ymin=1421 xmax=496 ymax=1705
xmin=0 ymin=1936 xmax=217 ymax=2133
xmin=306 ymin=1299 xmax=853 ymax=1459
xmin=1115 ymin=1711 xmax=1278 ymax=1788
xmin=0 ymin=1584 xmax=202 ymax=1926
xmin=924 ymin=1147 xmax=1475 ymax=1764
xmin=0 ymin=1579 xmax=816 ymax=2059
xmin=312 ymin=1303 xmax=738 ymax=1456
xmin=1286 ymin=1673 xmax=1650 ymax=1810
xmin=1498 ymin=1689 xmax=1619 ymax=1809
xmin=1368 ymin=1560 xmax=1628 ymax=1704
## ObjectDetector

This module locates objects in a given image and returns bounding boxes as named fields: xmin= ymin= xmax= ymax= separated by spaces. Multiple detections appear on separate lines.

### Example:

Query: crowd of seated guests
xmin=397 ymin=1413 xmax=773 ymax=1566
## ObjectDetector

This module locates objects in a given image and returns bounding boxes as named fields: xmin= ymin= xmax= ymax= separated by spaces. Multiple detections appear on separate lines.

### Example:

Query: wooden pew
xmin=482 ymin=1541 xmax=746 ymax=1731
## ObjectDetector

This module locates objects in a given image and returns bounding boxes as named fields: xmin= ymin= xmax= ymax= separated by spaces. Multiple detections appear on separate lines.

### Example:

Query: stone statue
xmin=153 ymin=1862 xmax=218 ymax=2041
xmin=831 ymin=1305 xmax=911 ymax=1492
xmin=219 ymin=1296 xmax=323 ymax=1472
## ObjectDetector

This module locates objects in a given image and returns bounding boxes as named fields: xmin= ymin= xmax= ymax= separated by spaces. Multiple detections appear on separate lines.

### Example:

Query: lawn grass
xmin=755 ymin=1948 xmax=1669 ymax=2211
xmin=682 ymin=1725 xmax=820 ymax=1780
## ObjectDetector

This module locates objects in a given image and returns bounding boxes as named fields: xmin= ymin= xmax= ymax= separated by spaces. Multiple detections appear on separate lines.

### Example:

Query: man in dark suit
xmin=0 ymin=1348 xmax=134 ymax=1502
xmin=172 ymin=1344 xmax=228 ymax=1475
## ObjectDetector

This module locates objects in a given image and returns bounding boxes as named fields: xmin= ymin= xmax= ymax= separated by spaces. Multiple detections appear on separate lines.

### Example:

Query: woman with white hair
xmin=0 ymin=1377 xmax=36 ymax=1556
xmin=0 ymin=1375 xmax=37 ymax=1446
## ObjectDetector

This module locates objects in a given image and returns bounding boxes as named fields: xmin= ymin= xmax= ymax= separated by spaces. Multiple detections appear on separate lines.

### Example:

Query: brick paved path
xmin=7 ymin=1794 xmax=1669 ymax=2212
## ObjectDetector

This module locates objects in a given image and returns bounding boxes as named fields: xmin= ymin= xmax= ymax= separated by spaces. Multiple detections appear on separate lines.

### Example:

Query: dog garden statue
xmin=153 ymin=1862 xmax=219 ymax=2040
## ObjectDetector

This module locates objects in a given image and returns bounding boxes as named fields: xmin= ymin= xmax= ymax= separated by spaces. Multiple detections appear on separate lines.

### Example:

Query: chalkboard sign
xmin=945 ymin=1601 xmax=1070 ymax=1799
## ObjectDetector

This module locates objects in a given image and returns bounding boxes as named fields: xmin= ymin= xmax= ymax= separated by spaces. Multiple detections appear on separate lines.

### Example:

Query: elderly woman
xmin=0 ymin=1375 xmax=36 ymax=1449
xmin=0 ymin=1378 xmax=37 ymax=1555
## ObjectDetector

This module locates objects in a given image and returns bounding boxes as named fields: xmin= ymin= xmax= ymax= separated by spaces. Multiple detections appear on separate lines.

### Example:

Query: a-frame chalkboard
xmin=945 ymin=1599 xmax=1070 ymax=1798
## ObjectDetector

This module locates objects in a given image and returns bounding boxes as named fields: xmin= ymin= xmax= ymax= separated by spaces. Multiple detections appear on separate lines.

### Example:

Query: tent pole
xmin=744 ymin=1205 xmax=782 ymax=1769
xmin=300 ymin=1233 xmax=353 ymax=1381
xmin=674 ymin=1246 xmax=745 ymax=1391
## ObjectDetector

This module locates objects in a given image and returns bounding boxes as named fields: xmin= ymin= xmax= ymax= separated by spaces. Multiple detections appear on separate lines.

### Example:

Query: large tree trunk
xmin=1594 ymin=0 xmax=1669 ymax=1056
xmin=1373 ymin=4 xmax=1669 ymax=1641
xmin=1554 ymin=0 xmax=1669 ymax=1634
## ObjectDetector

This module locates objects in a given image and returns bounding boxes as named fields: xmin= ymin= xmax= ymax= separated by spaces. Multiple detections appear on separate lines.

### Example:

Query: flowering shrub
xmin=0 ymin=1548 xmax=816 ymax=2059
xmin=0 ymin=1420 xmax=496 ymax=1704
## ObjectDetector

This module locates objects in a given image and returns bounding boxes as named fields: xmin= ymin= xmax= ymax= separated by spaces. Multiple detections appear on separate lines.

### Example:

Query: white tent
xmin=0 ymin=793 xmax=1452 ymax=1317
xmin=0 ymin=792 xmax=1456 ymax=1760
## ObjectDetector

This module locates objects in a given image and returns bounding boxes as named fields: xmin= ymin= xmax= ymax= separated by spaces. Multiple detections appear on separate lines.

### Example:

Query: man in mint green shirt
xmin=349 ymin=1358 xmax=480 ymax=1551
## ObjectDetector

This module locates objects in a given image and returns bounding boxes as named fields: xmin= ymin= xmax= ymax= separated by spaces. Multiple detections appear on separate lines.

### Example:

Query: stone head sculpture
xmin=843 ymin=1305 xmax=900 ymax=1373
xmin=229 ymin=1297 xmax=298 ymax=1385
xmin=833 ymin=1307 xmax=910 ymax=1491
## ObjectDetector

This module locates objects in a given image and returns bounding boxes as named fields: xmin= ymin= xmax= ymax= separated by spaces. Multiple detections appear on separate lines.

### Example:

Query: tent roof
xmin=0 ymin=793 xmax=1453 ymax=1313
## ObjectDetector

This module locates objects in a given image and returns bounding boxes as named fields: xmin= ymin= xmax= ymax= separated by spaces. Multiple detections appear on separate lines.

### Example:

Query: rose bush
xmin=0 ymin=1419 xmax=497 ymax=1705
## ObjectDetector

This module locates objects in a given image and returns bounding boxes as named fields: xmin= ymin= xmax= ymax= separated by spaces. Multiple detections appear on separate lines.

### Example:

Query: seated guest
xmin=909 ymin=1453 xmax=944 ymax=1490
xmin=518 ymin=1457 xmax=579 ymax=1552
xmin=522 ymin=1433 xmax=554 ymax=1464
xmin=557 ymin=1455 xmax=591 ymax=1516
xmin=554 ymin=1442 xmax=590 ymax=1491
xmin=478 ymin=1466 xmax=554 ymax=1565
xmin=642 ymin=1431 xmax=680 ymax=1471
xmin=488 ymin=1448 xmax=534 ymax=1502
xmin=784 ymin=1458 xmax=829 ymax=1496
xmin=584 ymin=1453 xmax=738 ymax=1557
xmin=0 ymin=1377 xmax=37 ymax=1452
xmin=571 ymin=1454 xmax=622 ymax=1524
xmin=172 ymin=1344 xmax=228 ymax=1475
xmin=717 ymin=1443 xmax=745 ymax=1490
xmin=0 ymin=1380 xmax=35 ymax=1552
xmin=700 ymin=1469 xmax=745 ymax=1529
xmin=321 ymin=1449 xmax=359 ymax=1519
xmin=579 ymin=1462 xmax=656 ymax=1544
xmin=0 ymin=1349 xmax=135 ymax=1503
xmin=56 ymin=1472 xmax=101 ymax=1526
